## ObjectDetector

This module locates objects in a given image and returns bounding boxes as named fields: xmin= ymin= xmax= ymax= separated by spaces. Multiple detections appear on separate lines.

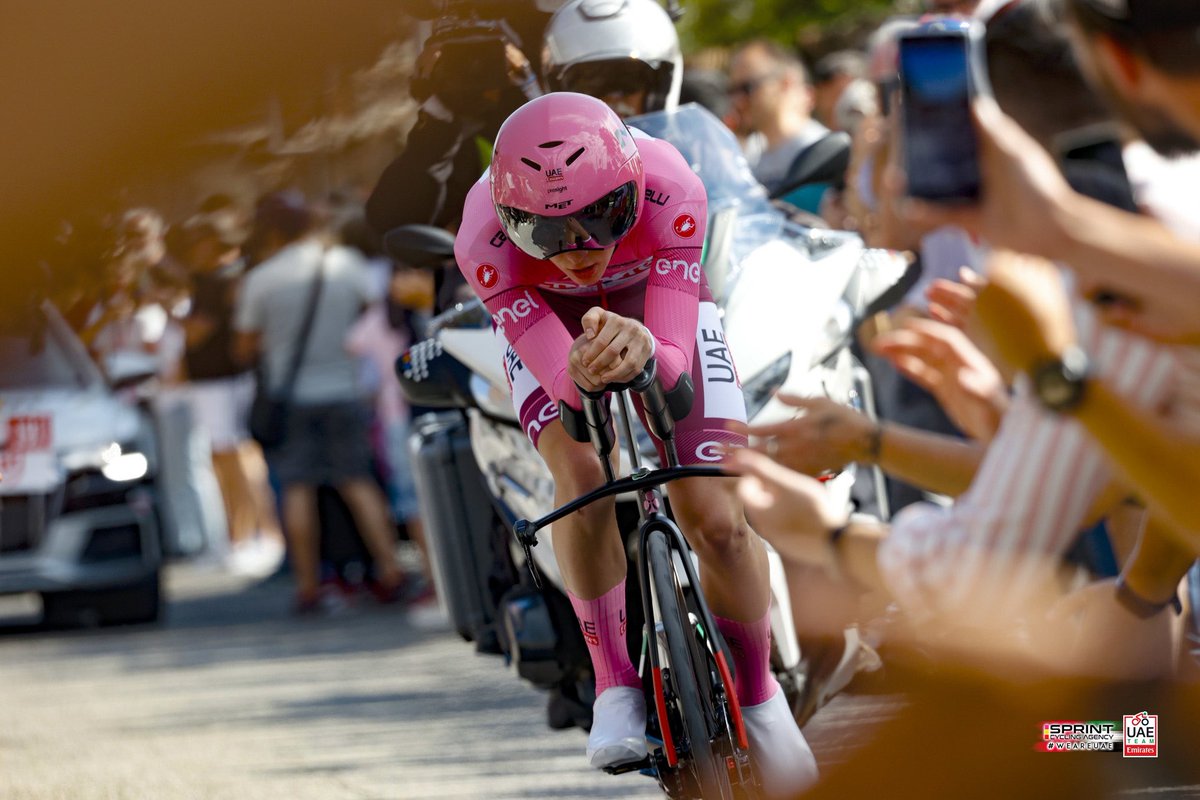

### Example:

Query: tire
xmin=647 ymin=529 xmax=735 ymax=800
xmin=42 ymin=572 xmax=162 ymax=628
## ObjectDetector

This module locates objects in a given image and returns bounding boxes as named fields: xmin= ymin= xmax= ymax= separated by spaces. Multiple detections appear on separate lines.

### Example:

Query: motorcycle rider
xmin=541 ymin=0 xmax=683 ymax=118
xmin=455 ymin=92 xmax=817 ymax=796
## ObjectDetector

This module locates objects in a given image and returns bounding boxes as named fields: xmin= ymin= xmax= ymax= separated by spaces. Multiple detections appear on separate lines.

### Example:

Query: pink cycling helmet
xmin=491 ymin=92 xmax=644 ymax=260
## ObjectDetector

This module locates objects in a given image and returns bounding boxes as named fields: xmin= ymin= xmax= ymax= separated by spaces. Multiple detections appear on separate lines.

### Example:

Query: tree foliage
xmin=677 ymin=0 xmax=902 ymax=54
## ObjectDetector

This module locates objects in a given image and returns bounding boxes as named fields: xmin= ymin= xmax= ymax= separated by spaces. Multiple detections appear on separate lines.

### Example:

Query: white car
xmin=0 ymin=303 xmax=162 ymax=626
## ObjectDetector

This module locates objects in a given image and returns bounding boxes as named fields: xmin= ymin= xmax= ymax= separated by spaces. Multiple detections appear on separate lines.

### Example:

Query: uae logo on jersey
xmin=673 ymin=213 xmax=697 ymax=238
xmin=476 ymin=263 xmax=499 ymax=289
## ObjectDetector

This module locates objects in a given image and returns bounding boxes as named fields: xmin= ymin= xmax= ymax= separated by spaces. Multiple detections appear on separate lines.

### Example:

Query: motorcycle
xmin=392 ymin=103 xmax=913 ymax=733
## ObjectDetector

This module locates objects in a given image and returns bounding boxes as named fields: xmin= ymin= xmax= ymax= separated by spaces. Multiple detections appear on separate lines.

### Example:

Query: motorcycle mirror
xmin=859 ymin=257 xmax=923 ymax=322
xmin=768 ymin=132 xmax=852 ymax=200
xmin=384 ymin=224 xmax=457 ymax=268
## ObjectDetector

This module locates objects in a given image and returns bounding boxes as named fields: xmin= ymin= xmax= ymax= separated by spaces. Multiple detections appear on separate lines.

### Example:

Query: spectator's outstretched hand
xmin=974 ymin=251 xmax=1077 ymax=376
xmin=903 ymin=99 xmax=1076 ymax=260
xmin=727 ymin=447 xmax=844 ymax=570
xmin=872 ymin=317 xmax=1008 ymax=441
xmin=925 ymin=267 xmax=985 ymax=330
xmin=745 ymin=394 xmax=877 ymax=476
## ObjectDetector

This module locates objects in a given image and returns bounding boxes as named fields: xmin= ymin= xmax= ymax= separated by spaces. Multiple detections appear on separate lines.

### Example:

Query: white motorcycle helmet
xmin=542 ymin=0 xmax=683 ymax=116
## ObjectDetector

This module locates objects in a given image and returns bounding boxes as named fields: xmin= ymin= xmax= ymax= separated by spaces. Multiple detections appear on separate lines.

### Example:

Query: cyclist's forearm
xmin=1056 ymin=194 xmax=1200 ymax=338
xmin=874 ymin=423 xmax=984 ymax=498
xmin=1074 ymin=377 xmax=1200 ymax=543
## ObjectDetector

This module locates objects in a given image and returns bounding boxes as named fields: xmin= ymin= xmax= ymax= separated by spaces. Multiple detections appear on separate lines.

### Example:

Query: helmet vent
xmin=537 ymin=140 xmax=564 ymax=149
xmin=520 ymin=157 xmax=542 ymax=171
xmin=565 ymin=147 xmax=586 ymax=166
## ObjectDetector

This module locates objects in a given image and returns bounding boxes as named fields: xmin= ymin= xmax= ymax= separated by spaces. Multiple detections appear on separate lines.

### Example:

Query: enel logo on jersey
xmin=655 ymin=258 xmax=701 ymax=284
xmin=492 ymin=289 xmax=541 ymax=335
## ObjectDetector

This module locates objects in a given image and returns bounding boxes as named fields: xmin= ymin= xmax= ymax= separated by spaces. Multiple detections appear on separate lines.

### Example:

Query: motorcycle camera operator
xmin=365 ymin=0 xmax=555 ymax=310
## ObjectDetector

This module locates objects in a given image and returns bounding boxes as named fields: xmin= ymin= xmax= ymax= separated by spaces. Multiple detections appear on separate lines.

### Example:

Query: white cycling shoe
xmin=742 ymin=687 xmax=819 ymax=798
xmin=586 ymin=686 xmax=648 ymax=769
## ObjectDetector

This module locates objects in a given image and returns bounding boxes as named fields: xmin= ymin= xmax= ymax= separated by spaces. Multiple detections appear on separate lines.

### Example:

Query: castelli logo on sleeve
xmin=476 ymin=264 xmax=499 ymax=289
xmin=673 ymin=213 xmax=697 ymax=238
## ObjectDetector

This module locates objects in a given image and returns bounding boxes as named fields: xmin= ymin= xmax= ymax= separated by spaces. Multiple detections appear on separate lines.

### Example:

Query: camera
xmin=409 ymin=0 xmax=532 ymax=116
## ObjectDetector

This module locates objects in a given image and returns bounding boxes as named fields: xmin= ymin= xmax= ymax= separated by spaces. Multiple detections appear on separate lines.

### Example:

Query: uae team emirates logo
xmin=673 ymin=213 xmax=697 ymax=238
xmin=476 ymin=263 xmax=499 ymax=289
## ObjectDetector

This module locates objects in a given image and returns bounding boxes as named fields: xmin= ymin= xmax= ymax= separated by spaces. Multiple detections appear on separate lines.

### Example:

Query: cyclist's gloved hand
xmin=571 ymin=307 xmax=656 ymax=387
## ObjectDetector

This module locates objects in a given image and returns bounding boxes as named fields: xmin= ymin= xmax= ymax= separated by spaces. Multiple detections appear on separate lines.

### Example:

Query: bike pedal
xmin=602 ymin=755 xmax=653 ymax=775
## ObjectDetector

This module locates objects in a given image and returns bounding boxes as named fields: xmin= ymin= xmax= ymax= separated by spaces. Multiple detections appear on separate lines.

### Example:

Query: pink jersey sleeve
xmin=637 ymin=139 xmax=707 ymax=391
xmin=455 ymin=176 xmax=584 ymax=410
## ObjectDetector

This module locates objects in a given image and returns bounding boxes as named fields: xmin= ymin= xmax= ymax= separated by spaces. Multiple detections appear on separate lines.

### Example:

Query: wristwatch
xmin=1031 ymin=346 xmax=1090 ymax=413
xmin=1114 ymin=577 xmax=1180 ymax=620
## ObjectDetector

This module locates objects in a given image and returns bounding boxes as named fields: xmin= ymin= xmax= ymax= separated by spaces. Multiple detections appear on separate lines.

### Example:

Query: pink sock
xmin=568 ymin=580 xmax=641 ymax=696
xmin=715 ymin=610 xmax=778 ymax=707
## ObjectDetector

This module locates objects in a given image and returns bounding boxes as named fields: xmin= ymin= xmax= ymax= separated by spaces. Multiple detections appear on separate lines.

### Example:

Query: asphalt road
xmin=0 ymin=563 xmax=898 ymax=800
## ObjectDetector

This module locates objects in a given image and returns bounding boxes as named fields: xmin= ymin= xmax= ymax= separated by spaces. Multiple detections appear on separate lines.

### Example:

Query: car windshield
xmin=0 ymin=331 xmax=87 ymax=390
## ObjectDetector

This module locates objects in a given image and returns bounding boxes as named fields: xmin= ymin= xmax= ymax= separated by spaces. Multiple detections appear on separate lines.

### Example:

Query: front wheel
xmin=647 ymin=529 xmax=735 ymax=799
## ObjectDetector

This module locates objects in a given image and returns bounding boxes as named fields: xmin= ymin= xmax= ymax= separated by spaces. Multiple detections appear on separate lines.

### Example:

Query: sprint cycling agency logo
xmin=673 ymin=213 xmax=697 ymax=238
xmin=1038 ymin=712 xmax=1157 ymax=757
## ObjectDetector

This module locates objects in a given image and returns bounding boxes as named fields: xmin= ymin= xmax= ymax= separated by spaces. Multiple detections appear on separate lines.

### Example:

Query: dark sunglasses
xmin=728 ymin=70 xmax=781 ymax=98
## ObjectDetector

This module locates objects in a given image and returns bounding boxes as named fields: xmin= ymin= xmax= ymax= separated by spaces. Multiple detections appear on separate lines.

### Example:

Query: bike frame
xmin=512 ymin=376 xmax=750 ymax=786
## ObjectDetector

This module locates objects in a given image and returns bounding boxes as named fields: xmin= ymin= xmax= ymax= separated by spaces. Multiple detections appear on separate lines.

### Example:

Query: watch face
xmin=1040 ymin=373 xmax=1076 ymax=407
xmin=1033 ymin=348 xmax=1089 ymax=412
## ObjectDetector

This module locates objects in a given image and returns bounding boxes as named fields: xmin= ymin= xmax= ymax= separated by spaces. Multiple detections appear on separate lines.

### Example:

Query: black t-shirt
xmin=185 ymin=270 xmax=246 ymax=380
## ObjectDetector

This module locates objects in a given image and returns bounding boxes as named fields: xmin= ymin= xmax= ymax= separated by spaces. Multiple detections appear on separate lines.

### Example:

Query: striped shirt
xmin=876 ymin=289 xmax=1182 ymax=622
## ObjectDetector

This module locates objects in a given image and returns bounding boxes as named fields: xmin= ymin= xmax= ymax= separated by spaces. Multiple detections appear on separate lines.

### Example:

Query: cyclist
xmin=455 ymin=92 xmax=817 ymax=796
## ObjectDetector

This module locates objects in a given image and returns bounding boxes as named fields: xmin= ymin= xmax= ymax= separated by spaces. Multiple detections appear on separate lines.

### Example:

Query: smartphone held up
xmin=898 ymin=20 xmax=990 ymax=203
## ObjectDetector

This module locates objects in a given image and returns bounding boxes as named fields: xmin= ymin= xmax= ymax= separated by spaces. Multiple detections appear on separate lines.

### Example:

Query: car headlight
xmin=63 ymin=442 xmax=148 ymax=482
xmin=101 ymin=452 xmax=148 ymax=482
xmin=742 ymin=352 xmax=792 ymax=421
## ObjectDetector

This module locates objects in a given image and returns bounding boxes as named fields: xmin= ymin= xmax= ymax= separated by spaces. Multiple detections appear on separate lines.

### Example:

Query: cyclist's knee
xmin=672 ymin=481 xmax=753 ymax=560
xmin=686 ymin=513 xmax=754 ymax=562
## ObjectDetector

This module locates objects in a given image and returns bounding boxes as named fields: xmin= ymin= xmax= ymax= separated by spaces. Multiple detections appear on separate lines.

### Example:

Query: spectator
xmin=811 ymin=50 xmax=869 ymax=131
xmin=233 ymin=191 xmax=404 ymax=615
xmin=734 ymin=0 xmax=1194 ymax=677
xmin=727 ymin=39 xmax=829 ymax=197
xmin=906 ymin=0 xmax=1200 ymax=340
xmin=174 ymin=215 xmax=284 ymax=573
xmin=339 ymin=210 xmax=438 ymax=606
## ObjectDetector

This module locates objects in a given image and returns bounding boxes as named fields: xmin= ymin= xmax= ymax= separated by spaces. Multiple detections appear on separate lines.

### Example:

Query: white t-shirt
xmin=234 ymin=240 xmax=381 ymax=406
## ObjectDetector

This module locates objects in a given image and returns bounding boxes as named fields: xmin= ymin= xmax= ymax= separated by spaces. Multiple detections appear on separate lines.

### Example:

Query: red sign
xmin=5 ymin=416 xmax=52 ymax=454
xmin=672 ymin=213 xmax=697 ymax=238
xmin=476 ymin=263 xmax=499 ymax=289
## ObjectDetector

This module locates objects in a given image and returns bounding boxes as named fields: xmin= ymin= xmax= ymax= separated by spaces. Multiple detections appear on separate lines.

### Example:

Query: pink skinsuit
xmin=455 ymin=135 xmax=747 ymax=464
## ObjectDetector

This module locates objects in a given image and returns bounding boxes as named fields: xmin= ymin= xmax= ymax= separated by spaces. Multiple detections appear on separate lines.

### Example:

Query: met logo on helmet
xmin=673 ymin=213 xmax=697 ymax=238
xmin=476 ymin=263 xmax=499 ymax=289
xmin=545 ymin=199 xmax=574 ymax=211
xmin=492 ymin=289 xmax=541 ymax=335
